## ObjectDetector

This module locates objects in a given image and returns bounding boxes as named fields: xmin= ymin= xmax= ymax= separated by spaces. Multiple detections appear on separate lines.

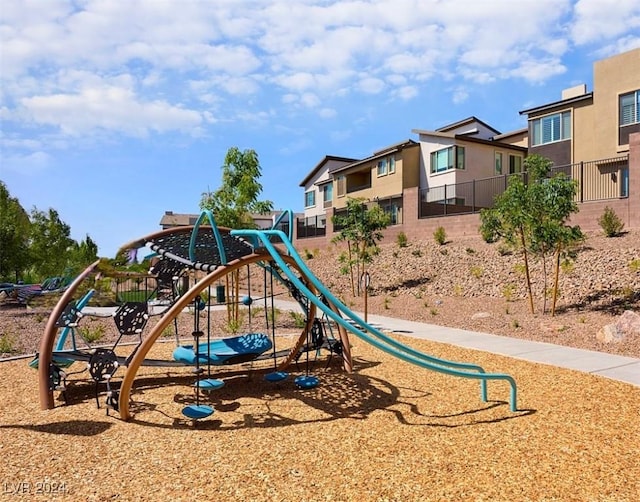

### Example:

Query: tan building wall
xmin=333 ymin=145 xmax=420 ymax=210
xmin=592 ymin=47 xmax=640 ymax=158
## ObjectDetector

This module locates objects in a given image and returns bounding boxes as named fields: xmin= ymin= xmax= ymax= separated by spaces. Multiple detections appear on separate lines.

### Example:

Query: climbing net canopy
xmin=146 ymin=227 xmax=254 ymax=271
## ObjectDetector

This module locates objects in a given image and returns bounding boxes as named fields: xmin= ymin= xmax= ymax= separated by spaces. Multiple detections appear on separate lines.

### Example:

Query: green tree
xmin=480 ymin=154 xmax=584 ymax=315
xmin=331 ymin=198 xmax=390 ymax=297
xmin=67 ymin=234 xmax=99 ymax=274
xmin=28 ymin=208 xmax=74 ymax=279
xmin=200 ymin=147 xmax=273 ymax=229
xmin=0 ymin=181 xmax=31 ymax=281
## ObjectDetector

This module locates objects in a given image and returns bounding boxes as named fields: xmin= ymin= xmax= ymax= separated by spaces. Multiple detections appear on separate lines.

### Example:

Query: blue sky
xmin=2 ymin=0 xmax=639 ymax=258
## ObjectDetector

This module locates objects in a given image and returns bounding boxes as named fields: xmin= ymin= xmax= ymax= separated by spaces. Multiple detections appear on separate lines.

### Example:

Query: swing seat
xmin=182 ymin=404 xmax=214 ymax=420
xmin=264 ymin=371 xmax=288 ymax=382
xmin=197 ymin=378 xmax=225 ymax=391
xmin=172 ymin=333 xmax=273 ymax=366
xmin=295 ymin=375 xmax=320 ymax=389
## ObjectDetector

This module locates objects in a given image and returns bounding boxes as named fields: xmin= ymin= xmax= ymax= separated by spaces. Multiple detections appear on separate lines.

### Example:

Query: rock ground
xmin=1 ymin=229 xmax=639 ymax=359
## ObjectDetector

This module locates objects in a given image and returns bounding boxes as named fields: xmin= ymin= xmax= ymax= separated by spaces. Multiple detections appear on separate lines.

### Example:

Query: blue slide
xmin=232 ymin=228 xmax=518 ymax=412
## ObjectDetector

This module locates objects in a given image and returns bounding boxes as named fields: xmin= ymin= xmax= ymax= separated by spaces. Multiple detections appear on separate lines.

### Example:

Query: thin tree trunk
xmin=347 ymin=241 xmax=355 ymax=297
xmin=520 ymin=227 xmax=535 ymax=314
xmin=551 ymin=245 xmax=561 ymax=317
xmin=541 ymin=252 xmax=548 ymax=315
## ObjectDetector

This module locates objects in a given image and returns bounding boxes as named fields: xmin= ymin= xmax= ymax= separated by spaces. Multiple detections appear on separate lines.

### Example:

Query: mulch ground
xmin=1 ymin=333 xmax=639 ymax=501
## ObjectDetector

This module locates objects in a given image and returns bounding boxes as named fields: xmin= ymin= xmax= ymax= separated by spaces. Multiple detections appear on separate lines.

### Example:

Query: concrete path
xmin=84 ymin=300 xmax=640 ymax=387
xmin=358 ymin=312 xmax=640 ymax=388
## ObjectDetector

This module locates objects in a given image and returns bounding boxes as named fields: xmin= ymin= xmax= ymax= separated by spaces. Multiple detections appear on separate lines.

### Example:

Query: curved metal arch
xmin=39 ymin=260 xmax=101 ymax=410
xmin=271 ymin=209 xmax=294 ymax=242
xmin=118 ymin=252 xmax=349 ymax=421
xmin=189 ymin=209 xmax=227 ymax=265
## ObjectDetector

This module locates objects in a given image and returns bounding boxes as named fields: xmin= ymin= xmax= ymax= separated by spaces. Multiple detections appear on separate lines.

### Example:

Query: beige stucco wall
xmin=333 ymin=146 xmax=420 ymax=210
xmin=592 ymin=48 xmax=640 ymax=158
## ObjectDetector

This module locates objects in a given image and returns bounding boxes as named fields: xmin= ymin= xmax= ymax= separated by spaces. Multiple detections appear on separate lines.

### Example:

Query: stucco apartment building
xmin=297 ymin=47 xmax=640 ymax=248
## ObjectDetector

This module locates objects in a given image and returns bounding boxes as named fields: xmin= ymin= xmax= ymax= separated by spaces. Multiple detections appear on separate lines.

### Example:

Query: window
xmin=304 ymin=190 xmax=315 ymax=208
xmin=322 ymin=184 xmax=333 ymax=204
xmin=509 ymin=154 xmax=523 ymax=174
xmin=621 ymin=167 xmax=629 ymax=197
xmin=336 ymin=176 xmax=345 ymax=197
xmin=377 ymin=155 xmax=397 ymax=176
xmin=430 ymin=146 xmax=465 ymax=174
xmin=495 ymin=152 xmax=503 ymax=175
xmin=620 ymin=90 xmax=640 ymax=126
xmin=531 ymin=111 xmax=571 ymax=146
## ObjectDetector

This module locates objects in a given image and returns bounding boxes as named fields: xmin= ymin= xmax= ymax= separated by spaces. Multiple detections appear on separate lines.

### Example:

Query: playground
xmin=0 ymin=210 xmax=638 ymax=500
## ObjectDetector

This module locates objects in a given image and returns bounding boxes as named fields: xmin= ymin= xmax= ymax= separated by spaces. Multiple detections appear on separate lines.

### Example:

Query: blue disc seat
xmin=172 ymin=333 xmax=273 ymax=366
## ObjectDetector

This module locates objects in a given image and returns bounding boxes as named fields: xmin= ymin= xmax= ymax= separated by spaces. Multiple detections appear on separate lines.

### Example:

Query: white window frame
xmin=430 ymin=146 xmax=465 ymax=174
xmin=322 ymin=183 xmax=333 ymax=203
xmin=304 ymin=190 xmax=316 ymax=208
xmin=377 ymin=159 xmax=387 ymax=177
xmin=388 ymin=156 xmax=396 ymax=174
xmin=531 ymin=111 xmax=571 ymax=146
xmin=620 ymin=90 xmax=640 ymax=126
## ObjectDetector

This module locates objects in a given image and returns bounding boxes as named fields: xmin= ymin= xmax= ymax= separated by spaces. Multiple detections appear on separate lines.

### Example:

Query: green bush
xmin=0 ymin=333 xmax=16 ymax=354
xmin=289 ymin=311 xmax=306 ymax=328
xmin=78 ymin=324 xmax=106 ymax=344
xmin=598 ymin=206 xmax=624 ymax=237
xmin=433 ymin=226 xmax=447 ymax=245
xmin=396 ymin=231 xmax=408 ymax=248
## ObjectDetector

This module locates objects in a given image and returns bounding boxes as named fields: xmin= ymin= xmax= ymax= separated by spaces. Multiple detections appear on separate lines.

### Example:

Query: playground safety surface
xmin=1 ymin=331 xmax=638 ymax=501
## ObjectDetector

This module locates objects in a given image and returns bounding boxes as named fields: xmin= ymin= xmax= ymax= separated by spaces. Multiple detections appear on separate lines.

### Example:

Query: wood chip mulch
xmin=1 ymin=334 xmax=639 ymax=501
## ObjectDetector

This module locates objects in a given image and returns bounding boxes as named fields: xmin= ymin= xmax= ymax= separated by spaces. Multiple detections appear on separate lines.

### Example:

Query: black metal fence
xmin=296 ymin=215 xmax=326 ymax=239
xmin=295 ymin=155 xmax=630 ymax=236
xmin=419 ymin=155 xmax=629 ymax=219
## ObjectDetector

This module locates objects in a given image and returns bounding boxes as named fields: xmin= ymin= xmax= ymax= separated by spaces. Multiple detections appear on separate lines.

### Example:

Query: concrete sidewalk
xmin=84 ymin=300 xmax=640 ymax=387
xmin=358 ymin=312 xmax=640 ymax=388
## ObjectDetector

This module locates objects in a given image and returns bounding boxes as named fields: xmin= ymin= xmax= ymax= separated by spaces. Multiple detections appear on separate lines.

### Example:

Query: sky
xmin=1 ymin=0 xmax=640 ymax=258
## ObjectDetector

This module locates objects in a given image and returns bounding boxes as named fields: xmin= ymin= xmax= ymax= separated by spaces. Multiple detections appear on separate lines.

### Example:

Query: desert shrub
xmin=598 ymin=206 xmax=624 ymax=237
xmin=470 ymin=266 xmax=483 ymax=279
xmin=502 ymin=283 xmax=516 ymax=302
xmin=433 ymin=226 xmax=447 ymax=245
xmin=396 ymin=232 xmax=408 ymax=248
xmin=0 ymin=333 xmax=16 ymax=354
xmin=289 ymin=311 xmax=306 ymax=328
xmin=78 ymin=324 xmax=106 ymax=344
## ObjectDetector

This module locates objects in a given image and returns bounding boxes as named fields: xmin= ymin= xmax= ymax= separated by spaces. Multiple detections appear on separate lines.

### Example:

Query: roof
xmin=330 ymin=140 xmax=419 ymax=175
xmin=455 ymin=135 xmax=528 ymax=152
xmin=519 ymin=92 xmax=593 ymax=116
xmin=298 ymin=155 xmax=357 ymax=187
xmin=492 ymin=127 xmax=527 ymax=141
xmin=435 ymin=116 xmax=501 ymax=135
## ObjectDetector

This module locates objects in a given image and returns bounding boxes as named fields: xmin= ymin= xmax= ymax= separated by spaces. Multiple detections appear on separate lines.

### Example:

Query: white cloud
xmin=571 ymin=0 xmax=640 ymax=45
xmin=318 ymin=108 xmax=337 ymax=119
xmin=392 ymin=86 xmax=419 ymax=101
xmin=451 ymin=87 xmax=469 ymax=105
xmin=357 ymin=77 xmax=386 ymax=94
xmin=1 ymin=150 xmax=51 ymax=174
xmin=511 ymin=59 xmax=567 ymax=83
xmin=21 ymin=83 xmax=203 ymax=137
xmin=1 ymin=0 xmax=639 ymax=159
